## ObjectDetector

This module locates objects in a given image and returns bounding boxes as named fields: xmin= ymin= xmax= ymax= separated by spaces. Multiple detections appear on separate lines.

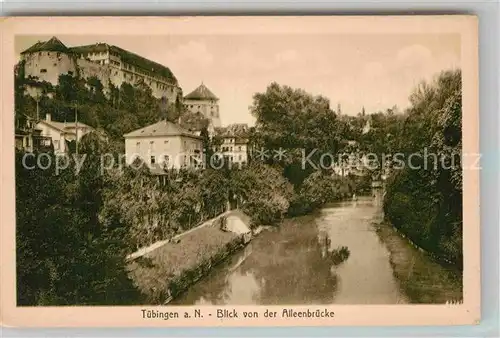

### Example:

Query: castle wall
xmin=22 ymin=48 xmax=181 ymax=104
xmin=76 ymin=58 xmax=111 ymax=91
xmin=23 ymin=51 xmax=76 ymax=85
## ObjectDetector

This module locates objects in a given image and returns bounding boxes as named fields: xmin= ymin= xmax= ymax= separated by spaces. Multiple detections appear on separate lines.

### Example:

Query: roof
xmin=70 ymin=43 xmax=177 ymax=84
xmin=184 ymin=83 xmax=218 ymax=101
xmin=215 ymin=123 xmax=250 ymax=138
xmin=21 ymin=37 xmax=69 ymax=54
xmin=123 ymin=120 xmax=202 ymax=139
xmin=38 ymin=120 xmax=94 ymax=134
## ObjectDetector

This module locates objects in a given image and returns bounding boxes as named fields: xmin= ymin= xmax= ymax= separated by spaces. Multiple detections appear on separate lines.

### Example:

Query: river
xmin=172 ymin=196 xmax=461 ymax=305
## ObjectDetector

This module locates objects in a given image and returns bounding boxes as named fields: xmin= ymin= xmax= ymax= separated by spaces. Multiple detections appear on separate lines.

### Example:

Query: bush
xmin=230 ymin=162 xmax=293 ymax=227
xmin=288 ymin=172 xmax=353 ymax=216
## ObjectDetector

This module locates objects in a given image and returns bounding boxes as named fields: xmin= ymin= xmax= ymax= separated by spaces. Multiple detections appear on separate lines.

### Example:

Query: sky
xmin=16 ymin=34 xmax=460 ymax=126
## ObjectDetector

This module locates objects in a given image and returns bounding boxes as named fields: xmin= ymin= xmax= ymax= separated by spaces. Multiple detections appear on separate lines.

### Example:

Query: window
xmin=238 ymin=146 xmax=242 ymax=151
xmin=163 ymin=155 xmax=169 ymax=165
xmin=150 ymin=156 xmax=156 ymax=164
xmin=54 ymin=140 xmax=60 ymax=150
xmin=238 ymin=155 xmax=242 ymax=161
xmin=68 ymin=71 xmax=73 ymax=75
xmin=40 ymin=69 xmax=47 ymax=73
xmin=164 ymin=140 xmax=169 ymax=144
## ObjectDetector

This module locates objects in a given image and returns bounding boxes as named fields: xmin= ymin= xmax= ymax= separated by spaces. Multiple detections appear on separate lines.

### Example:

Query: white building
xmin=124 ymin=120 xmax=203 ymax=170
xmin=332 ymin=152 xmax=370 ymax=177
xmin=34 ymin=113 xmax=94 ymax=154
xmin=214 ymin=124 xmax=250 ymax=167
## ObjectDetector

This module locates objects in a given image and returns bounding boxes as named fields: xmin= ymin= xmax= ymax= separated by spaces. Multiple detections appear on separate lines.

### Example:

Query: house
xmin=15 ymin=125 xmax=52 ymax=153
xmin=34 ymin=113 xmax=95 ymax=154
xmin=214 ymin=124 xmax=250 ymax=167
xmin=124 ymin=120 xmax=203 ymax=170
xmin=15 ymin=113 xmax=95 ymax=154
xmin=332 ymin=152 xmax=370 ymax=177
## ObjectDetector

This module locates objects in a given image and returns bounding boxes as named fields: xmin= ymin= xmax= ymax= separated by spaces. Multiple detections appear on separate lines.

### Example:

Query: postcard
xmin=0 ymin=16 xmax=479 ymax=327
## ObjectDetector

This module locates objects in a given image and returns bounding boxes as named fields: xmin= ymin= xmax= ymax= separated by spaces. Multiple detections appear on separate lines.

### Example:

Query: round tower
xmin=20 ymin=36 xmax=76 ymax=85
xmin=183 ymin=82 xmax=221 ymax=128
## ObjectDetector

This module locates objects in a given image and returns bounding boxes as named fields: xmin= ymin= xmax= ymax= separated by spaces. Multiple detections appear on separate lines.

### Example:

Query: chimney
xmin=46 ymin=113 xmax=51 ymax=122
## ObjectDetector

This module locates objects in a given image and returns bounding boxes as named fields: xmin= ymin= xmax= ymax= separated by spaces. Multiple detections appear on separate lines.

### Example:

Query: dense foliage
xmin=230 ymin=162 xmax=294 ymax=226
xmin=249 ymin=83 xmax=361 ymax=217
xmin=288 ymin=172 xmax=354 ymax=216
xmin=15 ymin=71 xmax=182 ymax=145
xmin=16 ymin=136 xmax=139 ymax=305
xmin=383 ymin=70 xmax=463 ymax=266
xmin=250 ymin=82 xmax=344 ymax=188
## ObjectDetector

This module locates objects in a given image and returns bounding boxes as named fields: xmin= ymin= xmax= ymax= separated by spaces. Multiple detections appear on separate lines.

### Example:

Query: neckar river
xmin=172 ymin=196 xmax=461 ymax=305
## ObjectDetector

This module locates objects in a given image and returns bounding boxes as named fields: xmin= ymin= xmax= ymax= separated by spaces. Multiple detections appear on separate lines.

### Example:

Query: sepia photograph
xmin=1 ymin=16 xmax=479 ymax=327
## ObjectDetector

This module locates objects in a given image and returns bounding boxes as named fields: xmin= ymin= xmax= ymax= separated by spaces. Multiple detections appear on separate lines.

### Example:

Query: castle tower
xmin=183 ymin=83 xmax=221 ymax=128
xmin=20 ymin=36 xmax=76 ymax=85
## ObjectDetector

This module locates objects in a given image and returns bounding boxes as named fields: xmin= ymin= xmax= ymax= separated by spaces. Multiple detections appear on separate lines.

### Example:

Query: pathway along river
xmin=172 ymin=196 xmax=462 ymax=305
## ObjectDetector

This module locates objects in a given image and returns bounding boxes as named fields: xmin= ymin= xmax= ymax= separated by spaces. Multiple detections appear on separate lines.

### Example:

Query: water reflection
xmin=173 ymin=197 xmax=407 ymax=305
xmin=173 ymin=214 xmax=343 ymax=305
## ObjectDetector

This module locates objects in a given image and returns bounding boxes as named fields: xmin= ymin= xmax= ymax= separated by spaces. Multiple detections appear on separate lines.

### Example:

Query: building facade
xmin=34 ymin=113 xmax=95 ymax=154
xmin=214 ymin=124 xmax=250 ymax=167
xmin=183 ymin=83 xmax=221 ymax=129
xmin=20 ymin=37 xmax=182 ymax=102
xmin=124 ymin=120 xmax=203 ymax=170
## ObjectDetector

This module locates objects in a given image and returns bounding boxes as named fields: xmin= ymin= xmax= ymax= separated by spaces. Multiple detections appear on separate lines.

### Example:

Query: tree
xmin=250 ymin=82 xmax=342 ymax=187
xmin=383 ymin=69 xmax=463 ymax=266
xmin=16 ymin=149 xmax=139 ymax=305
xmin=230 ymin=162 xmax=294 ymax=226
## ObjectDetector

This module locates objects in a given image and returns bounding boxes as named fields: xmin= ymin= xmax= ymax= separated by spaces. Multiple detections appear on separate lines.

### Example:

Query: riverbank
xmin=373 ymin=217 xmax=463 ymax=303
xmin=127 ymin=211 xmax=252 ymax=304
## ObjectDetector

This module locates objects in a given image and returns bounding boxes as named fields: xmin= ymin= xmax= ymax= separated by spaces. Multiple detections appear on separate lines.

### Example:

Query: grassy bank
xmin=374 ymin=219 xmax=463 ymax=304
xmin=127 ymin=215 xmax=247 ymax=304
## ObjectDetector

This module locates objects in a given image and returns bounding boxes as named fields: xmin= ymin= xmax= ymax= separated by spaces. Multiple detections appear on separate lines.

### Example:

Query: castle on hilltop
xmin=20 ymin=36 xmax=182 ymax=103
xmin=19 ymin=36 xmax=225 ymax=136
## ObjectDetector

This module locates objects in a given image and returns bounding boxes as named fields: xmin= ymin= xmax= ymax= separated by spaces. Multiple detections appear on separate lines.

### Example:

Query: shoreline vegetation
xmin=374 ymin=219 xmax=463 ymax=303
xmin=382 ymin=70 xmax=463 ymax=268
xmin=16 ymin=67 xmax=463 ymax=305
